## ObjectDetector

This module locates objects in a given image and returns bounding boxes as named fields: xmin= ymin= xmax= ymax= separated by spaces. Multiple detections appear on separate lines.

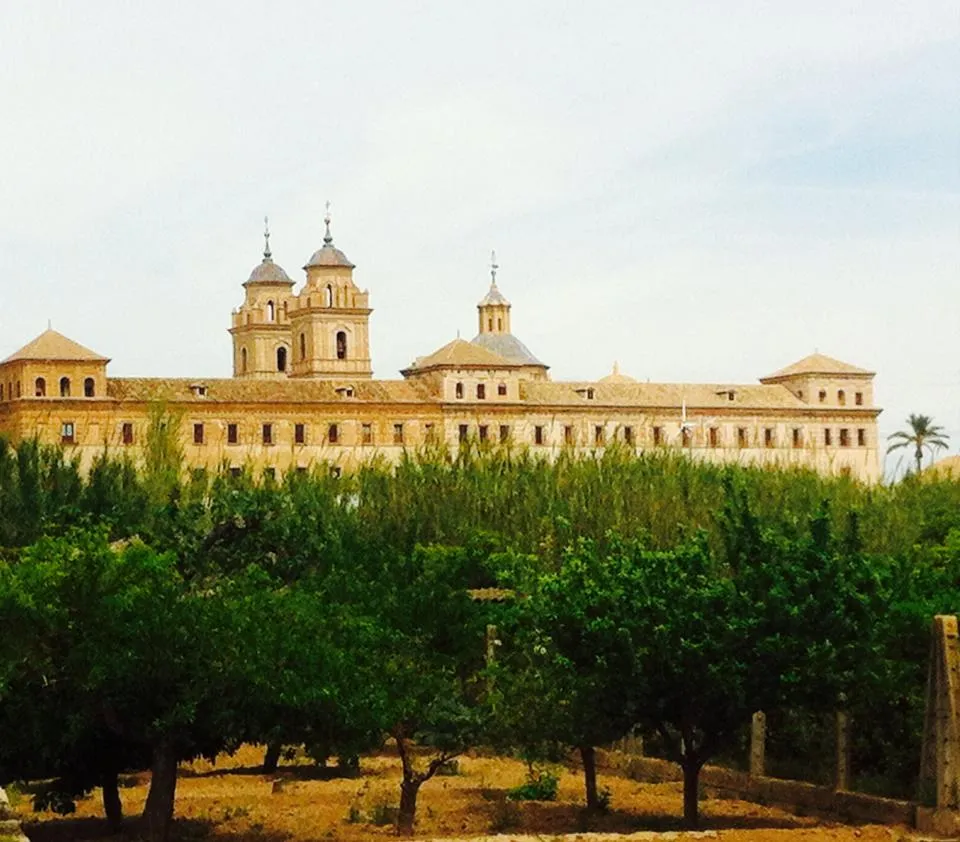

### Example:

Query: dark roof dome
xmin=471 ymin=332 xmax=544 ymax=367
xmin=304 ymin=209 xmax=355 ymax=269
xmin=246 ymin=219 xmax=293 ymax=284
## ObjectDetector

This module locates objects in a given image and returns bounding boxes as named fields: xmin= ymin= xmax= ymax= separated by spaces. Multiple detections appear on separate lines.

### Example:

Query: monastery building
xmin=0 ymin=215 xmax=882 ymax=481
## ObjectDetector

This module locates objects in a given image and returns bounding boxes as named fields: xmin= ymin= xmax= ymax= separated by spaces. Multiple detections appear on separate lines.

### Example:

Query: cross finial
xmin=323 ymin=200 xmax=333 ymax=246
xmin=490 ymin=250 xmax=498 ymax=286
xmin=263 ymin=216 xmax=272 ymax=260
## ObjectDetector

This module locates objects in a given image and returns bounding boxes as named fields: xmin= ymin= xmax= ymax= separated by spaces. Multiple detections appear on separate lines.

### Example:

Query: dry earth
xmin=13 ymin=745 xmax=915 ymax=842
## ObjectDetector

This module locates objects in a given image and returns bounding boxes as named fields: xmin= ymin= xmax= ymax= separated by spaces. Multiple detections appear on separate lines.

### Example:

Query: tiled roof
xmin=521 ymin=381 xmax=809 ymax=410
xmin=470 ymin=333 xmax=545 ymax=367
xmin=246 ymin=257 xmax=293 ymax=284
xmin=598 ymin=362 xmax=637 ymax=384
xmin=106 ymin=377 xmax=431 ymax=404
xmin=304 ymin=245 xmax=355 ymax=269
xmin=404 ymin=338 xmax=516 ymax=372
xmin=761 ymin=353 xmax=874 ymax=381
xmin=478 ymin=282 xmax=510 ymax=307
xmin=3 ymin=329 xmax=109 ymax=363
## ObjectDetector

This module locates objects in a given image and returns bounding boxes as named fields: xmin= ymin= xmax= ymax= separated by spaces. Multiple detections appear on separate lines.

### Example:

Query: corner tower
xmin=230 ymin=221 xmax=295 ymax=379
xmin=288 ymin=208 xmax=373 ymax=379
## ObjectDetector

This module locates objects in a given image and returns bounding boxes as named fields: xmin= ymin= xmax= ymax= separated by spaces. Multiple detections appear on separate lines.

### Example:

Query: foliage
xmin=506 ymin=766 xmax=559 ymax=801
xmin=887 ymin=412 xmax=950 ymax=474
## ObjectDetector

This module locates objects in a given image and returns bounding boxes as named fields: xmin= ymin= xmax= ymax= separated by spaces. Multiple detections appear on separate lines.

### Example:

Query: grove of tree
xmin=0 ymin=432 xmax=959 ymax=836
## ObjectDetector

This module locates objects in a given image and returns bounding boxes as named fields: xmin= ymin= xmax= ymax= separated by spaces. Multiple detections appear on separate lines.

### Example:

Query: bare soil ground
xmin=13 ymin=745 xmax=913 ymax=841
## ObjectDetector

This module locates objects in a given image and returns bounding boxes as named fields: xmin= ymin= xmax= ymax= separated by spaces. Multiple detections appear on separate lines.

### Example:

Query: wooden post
xmin=485 ymin=624 xmax=498 ymax=666
xmin=917 ymin=615 xmax=960 ymax=836
xmin=835 ymin=711 xmax=851 ymax=791
xmin=750 ymin=711 xmax=766 ymax=778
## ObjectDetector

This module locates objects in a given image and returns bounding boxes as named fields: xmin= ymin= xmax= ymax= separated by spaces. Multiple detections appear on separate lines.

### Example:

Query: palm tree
xmin=887 ymin=413 xmax=950 ymax=474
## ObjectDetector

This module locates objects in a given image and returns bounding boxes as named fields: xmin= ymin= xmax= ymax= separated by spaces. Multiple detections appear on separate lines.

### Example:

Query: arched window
xmin=299 ymin=333 xmax=306 ymax=361
xmin=497 ymin=317 xmax=502 ymax=331
xmin=35 ymin=377 xmax=46 ymax=397
xmin=59 ymin=377 xmax=71 ymax=397
xmin=324 ymin=285 xmax=333 ymax=308
xmin=276 ymin=346 xmax=287 ymax=372
xmin=84 ymin=377 xmax=95 ymax=397
xmin=476 ymin=383 xmax=486 ymax=400
xmin=837 ymin=389 xmax=846 ymax=406
xmin=266 ymin=300 xmax=275 ymax=322
xmin=336 ymin=331 xmax=347 ymax=360
xmin=240 ymin=348 xmax=248 ymax=374
xmin=455 ymin=382 xmax=464 ymax=399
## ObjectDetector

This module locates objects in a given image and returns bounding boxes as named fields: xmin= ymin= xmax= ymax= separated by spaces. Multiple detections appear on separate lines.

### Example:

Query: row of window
xmin=53 ymin=421 xmax=870 ymax=451
xmin=1 ymin=376 xmax=97 ymax=401
xmin=455 ymin=382 xmax=509 ymax=399
xmin=238 ymin=332 xmax=349 ymax=375
xmin=803 ymin=388 xmax=865 ymax=406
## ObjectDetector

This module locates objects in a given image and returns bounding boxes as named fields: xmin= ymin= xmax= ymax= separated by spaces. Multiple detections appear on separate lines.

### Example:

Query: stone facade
xmin=0 ymin=222 xmax=882 ymax=482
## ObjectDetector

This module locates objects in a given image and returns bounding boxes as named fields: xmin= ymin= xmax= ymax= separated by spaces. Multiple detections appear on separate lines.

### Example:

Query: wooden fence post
xmin=750 ymin=711 xmax=766 ymax=777
xmin=835 ymin=711 xmax=851 ymax=791
xmin=917 ymin=615 xmax=960 ymax=835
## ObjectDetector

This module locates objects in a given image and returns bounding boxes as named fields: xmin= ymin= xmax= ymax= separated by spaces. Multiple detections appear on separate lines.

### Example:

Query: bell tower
xmin=230 ymin=220 xmax=295 ymax=379
xmin=477 ymin=251 xmax=511 ymax=336
xmin=288 ymin=207 xmax=373 ymax=380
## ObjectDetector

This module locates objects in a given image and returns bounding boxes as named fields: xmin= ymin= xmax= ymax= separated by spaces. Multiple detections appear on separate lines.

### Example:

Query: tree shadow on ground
xmin=179 ymin=762 xmax=380 ymax=781
xmin=22 ymin=815 xmax=292 ymax=842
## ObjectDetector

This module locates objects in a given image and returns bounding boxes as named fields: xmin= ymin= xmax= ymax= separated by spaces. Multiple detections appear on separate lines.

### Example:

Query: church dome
xmin=478 ymin=281 xmax=509 ymax=307
xmin=247 ymin=257 xmax=292 ymax=284
xmin=599 ymin=362 xmax=637 ymax=384
xmin=304 ymin=210 xmax=355 ymax=269
xmin=245 ymin=220 xmax=292 ymax=285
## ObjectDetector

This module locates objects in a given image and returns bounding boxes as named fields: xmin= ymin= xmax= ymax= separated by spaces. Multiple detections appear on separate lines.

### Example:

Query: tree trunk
xmin=681 ymin=758 xmax=701 ymax=830
xmin=142 ymin=738 xmax=179 ymax=842
xmin=101 ymin=769 xmax=123 ymax=829
xmin=397 ymin=777 xmax=421 ymax=835
xmin=262 ymin=741 xmax=282 ymax=774
xmin=580 ymin=744 xmax=599 ymax=809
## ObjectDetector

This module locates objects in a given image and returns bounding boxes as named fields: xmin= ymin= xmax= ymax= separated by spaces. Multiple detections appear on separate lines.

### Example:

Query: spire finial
xmin=263 ymin=216 xmax=272 ymax=261
xmin=613 ymin=361 xmax=620 ymax=375
xmin=323 ymin=200 xmax=333 ymax=246
xmin=490 ymin=250 xmax=499 ymax=286
xmin=47 ymin=318 xmax=52 ymax=330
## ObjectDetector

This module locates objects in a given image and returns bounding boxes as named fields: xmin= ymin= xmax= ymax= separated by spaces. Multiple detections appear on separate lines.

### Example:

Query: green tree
xmin=887 ymin=413 xmax=950 ymax=474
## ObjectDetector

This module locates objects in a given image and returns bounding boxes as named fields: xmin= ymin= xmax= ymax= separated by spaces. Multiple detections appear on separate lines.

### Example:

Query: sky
xmin=0 ymin=1 xmax=957 ymax=476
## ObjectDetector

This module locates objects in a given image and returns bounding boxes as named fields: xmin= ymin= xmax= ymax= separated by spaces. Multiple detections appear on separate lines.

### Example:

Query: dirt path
xmin=14 ymin=746 xmax=915 ymax=841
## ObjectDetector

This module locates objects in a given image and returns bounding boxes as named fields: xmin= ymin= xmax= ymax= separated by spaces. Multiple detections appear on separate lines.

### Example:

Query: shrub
xmin=507 ymin=766 xmax=559 ymax=801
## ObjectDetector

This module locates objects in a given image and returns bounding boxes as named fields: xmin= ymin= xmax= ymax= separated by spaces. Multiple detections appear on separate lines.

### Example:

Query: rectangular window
xmin=855 ymin=392 xmax=863 ymax=406
xmin=393 ymin=423 xmax=404 ymax=445
xmin=296 ymin=466 xmax=308 ymax=474
xmin=459 ymin=424 xmax=469 ymax=442
xmin=792 ymin=428 xmax=802 ymax=448
xmin=227 ymin=423 xmax=238 ymax=444
xmin=61 ymin=421 xmax=75 ymax=444
xmin=624 ymin=426 xmax=634 ymax=445
xmin=264 ymin=467 xmax=276 ymax=480
xmin=824 ymin=428 xmax=832 ymax=446
xmin=477 ymin=383 xmax=486 ymax=400
xmin=709 ymin=427 xmax=718 ymax=448
xmin=479 ymin=424 xmax=488 ymax=442
xmin=122 ymin=422 xmax=134 ymax=445
xmin=681 ymin=428 xmax=691 ymax=447
xmin=328 ymin=423 xmax=339 ymax=444
xmin=295 ymin=423 xmax=306 ymax=444
xmin=764 ymin=427 xmax=774 ymax=448
xmin=193 ymin=423 xmax=204 ymax=445
xmin=499 ymin=424 xmax=510 ymax=444
xmin=857 ymin=428 xmax=866 ymax=447
xmin=595 ymin=425 xmax=605 ymax=445
xmin=564 ymin=425 xmax=574 ymax=445
xmin=534 ymin=425 xmax=544 ymax=445
xmin=229 ymin=466 xmax=241 ymax=478
xmin=737 ymin=427 xmax=747 ymax=448
xmin=262 ymin=423 xmax=273 ymax=445
xmin=362 ymin=423 xmax=373 ymax=444
xmin=497 ymin=382 xmax=507 ymax=396
xmin=819 ymin=390 xmax=827 ymax=403
xmin=839 ymin=428 xmax=850 ymax=447
xmin=653 ymin=426 xmax=662 ymax=446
